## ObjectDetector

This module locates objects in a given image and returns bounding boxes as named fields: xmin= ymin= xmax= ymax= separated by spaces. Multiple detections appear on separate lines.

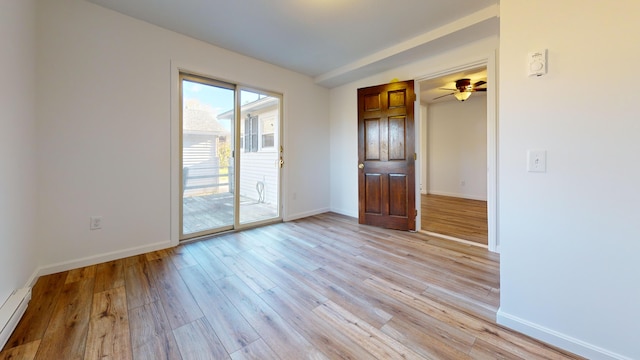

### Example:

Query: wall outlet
xmin=90 ymin=216 xmax=103 ymax=230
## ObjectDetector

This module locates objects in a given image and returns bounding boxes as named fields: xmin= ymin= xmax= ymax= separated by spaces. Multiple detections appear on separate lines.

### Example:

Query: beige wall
xmin=35 ymin=0 xmax=330 ymax=273
xmin=498 ymin=1 xmax=640 ymax=358
xmin=427 ymin=96 xmax=487 ymax=200
xmin=0 ymin=0 xmax=38 ymax=304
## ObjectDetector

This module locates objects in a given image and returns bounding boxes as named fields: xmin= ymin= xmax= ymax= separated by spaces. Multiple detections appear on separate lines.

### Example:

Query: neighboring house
xmin=182 ymin=99 xmax=231 ymax=196
xmin=217 ymin=96 xmax=280 ymax=206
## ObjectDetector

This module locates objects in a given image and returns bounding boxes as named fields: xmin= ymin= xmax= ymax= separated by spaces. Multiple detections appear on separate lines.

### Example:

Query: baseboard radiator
xmin=0 ymin=288 xmax=31 ymax=350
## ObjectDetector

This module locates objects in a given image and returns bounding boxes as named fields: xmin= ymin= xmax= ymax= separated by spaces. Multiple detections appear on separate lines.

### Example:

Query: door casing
xmin=415 ymin=54 xmax=498 ymax=252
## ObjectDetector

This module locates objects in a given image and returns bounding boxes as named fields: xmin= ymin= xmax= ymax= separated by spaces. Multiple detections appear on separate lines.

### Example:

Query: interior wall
xmin=329 ymin=36 xmax=498 ymax=217
xmin=0 ymin=0 xmax=39 ymax=300
xmin=36 ymin=0 xmax=330 ymax=272
xmin=498 ymin=1 xmax=640 ymax=359
xmin=427 ymin=96 xmax=487 ymax=200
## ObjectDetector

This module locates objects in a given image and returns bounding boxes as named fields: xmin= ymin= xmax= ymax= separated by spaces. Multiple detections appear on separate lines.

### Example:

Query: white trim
xmin=328 ymin=207 xmax=358 ymax=219
xmin=283 ymin=208 xmax=330 ymax=222
xmin=0 ymin=288 xmax=31 ymax=350
xmin=497 ymin=310 xmax=633 ymax=360
xmin=421 ymin=231 xmax=488 ymax=249
xmin=37 ymin=240 xmax=172 ymax=276
xmin=415 ymin=52 xmax=498 ymax=253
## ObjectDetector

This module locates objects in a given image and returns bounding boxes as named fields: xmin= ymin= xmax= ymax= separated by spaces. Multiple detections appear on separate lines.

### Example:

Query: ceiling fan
xmin=433 ymin=78 xmax=487 ymax=101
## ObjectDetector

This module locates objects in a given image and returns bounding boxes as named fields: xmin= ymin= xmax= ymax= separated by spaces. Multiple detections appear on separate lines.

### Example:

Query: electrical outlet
xmin=90 ymin=216 xmax=103 ymax=230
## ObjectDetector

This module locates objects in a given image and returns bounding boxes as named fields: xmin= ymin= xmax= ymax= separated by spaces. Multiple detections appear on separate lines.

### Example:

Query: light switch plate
xmin=527 ymin=150 xmax=546 ymax=172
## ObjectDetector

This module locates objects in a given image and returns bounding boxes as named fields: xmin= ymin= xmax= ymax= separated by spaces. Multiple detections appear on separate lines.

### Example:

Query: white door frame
xmin=414 ymin=52 xmax=498 ymax=252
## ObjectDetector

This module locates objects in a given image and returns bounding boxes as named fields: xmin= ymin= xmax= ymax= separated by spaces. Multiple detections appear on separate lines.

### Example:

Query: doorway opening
xmin=179 ymin=73 xmax=282 ymax=241
xmin=416 ymin=58 xmax=497 ymax=251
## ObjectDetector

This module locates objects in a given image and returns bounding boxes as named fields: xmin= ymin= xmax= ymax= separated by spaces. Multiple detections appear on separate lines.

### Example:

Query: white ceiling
xmin=86 ymin=0 xmax=499 ymax=88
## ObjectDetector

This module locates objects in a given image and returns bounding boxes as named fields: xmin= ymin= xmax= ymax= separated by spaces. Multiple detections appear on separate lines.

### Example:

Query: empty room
xmin=1 ymin=0 xmax=638 ymax=359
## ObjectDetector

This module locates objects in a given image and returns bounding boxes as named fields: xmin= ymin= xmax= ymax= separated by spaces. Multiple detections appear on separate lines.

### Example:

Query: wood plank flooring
xmin=1 ymin=212 xmax=581 ymax=359
xmin=422 ymin=194 xmax=488 ymax=245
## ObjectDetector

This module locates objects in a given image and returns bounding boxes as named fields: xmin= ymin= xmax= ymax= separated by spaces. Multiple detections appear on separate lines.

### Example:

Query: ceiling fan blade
xmin=473 ymin=88 xmax=487 ymax=92
xmin=433 ymin=92 xmax=455 ymax=100
xmin=438 ymin=87 xmax=457 ymax=91
xmin=474 ymin=80 xmax=487 ymax=87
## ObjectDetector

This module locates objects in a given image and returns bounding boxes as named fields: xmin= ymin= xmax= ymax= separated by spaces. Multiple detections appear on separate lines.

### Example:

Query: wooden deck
xmin=183 ymin=193 xmax=278 ymax=235
xmin=1 ymin=213 xmax=581 ymax=359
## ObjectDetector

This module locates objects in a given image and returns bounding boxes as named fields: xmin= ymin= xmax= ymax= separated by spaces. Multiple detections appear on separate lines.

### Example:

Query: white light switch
xmin=527 ymin=150 xmax=546 ymax=172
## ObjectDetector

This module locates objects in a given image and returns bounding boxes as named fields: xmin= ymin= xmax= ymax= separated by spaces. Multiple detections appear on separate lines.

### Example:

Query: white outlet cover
xmin=90 ymin=216 xmax=103 ymax=230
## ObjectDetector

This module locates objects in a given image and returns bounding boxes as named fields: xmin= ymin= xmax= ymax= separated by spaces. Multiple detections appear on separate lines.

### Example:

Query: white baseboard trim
xmin=37 ymin=240 xmax=173 ymax=277
xmin=427 ymin=191 xmax=487 ymax=201
xmin=327 ymin=207 xmax=358 ymax=218
xmin=284 ymin=207 xmax=330 ymax=222
xmin=421 ymin=231 xmax=488 ymax=249
xmin=0 ymin=287 xmax=31 ymax=350
xmin=497 ymin=310 xmax=632 ymax=360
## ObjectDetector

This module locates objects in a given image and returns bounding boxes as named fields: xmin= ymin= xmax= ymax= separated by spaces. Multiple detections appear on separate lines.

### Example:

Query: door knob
xmin=358 ymin=163 xmax=364 ymax=169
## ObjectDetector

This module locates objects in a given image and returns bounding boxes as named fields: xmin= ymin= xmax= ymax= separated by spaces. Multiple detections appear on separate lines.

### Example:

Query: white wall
xmin=329 ymin=36 xmax=498 ymax=217
xmin=0 ymin=0 xmax=39 ymax=302
xmin=427 ymin=96 xmax=487 ymax=200
xmin=36 ymin=0 xmax=329 ymax=272
xmin=498 ymin=1 xmax=640 ymax=359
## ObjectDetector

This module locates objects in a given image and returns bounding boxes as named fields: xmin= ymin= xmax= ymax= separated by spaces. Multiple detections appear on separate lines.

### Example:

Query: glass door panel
xmin=180 ymin=75 xmax=235 ymax=238
xmin=238 ymin=90 xmax=281 ymax=224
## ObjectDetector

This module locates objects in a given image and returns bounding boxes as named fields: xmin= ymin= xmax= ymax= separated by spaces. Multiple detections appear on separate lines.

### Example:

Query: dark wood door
xmin=358 ymin=81 xmax=416 ymax=231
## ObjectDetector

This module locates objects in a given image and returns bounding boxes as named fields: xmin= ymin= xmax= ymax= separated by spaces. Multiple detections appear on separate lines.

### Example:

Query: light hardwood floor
xmin=1 ymin=213 xmax=580 ymax=359
xmin=422 ymin=194 xmax=488 ymax=245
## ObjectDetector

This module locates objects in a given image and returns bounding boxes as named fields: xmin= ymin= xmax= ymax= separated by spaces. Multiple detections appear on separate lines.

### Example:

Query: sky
xmin=183 ymin=80 xmax=263 ymax=113
xmin=183 ymin=79 xmax=265 ymax=132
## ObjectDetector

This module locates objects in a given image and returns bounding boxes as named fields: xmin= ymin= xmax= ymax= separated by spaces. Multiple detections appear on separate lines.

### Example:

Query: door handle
xmin=358 ymin=163 xmax=364 ymax=169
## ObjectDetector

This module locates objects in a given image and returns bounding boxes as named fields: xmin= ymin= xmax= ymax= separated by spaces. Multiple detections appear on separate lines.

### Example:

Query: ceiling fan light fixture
xmin=454 ymin=91 xmax=472 ymax=102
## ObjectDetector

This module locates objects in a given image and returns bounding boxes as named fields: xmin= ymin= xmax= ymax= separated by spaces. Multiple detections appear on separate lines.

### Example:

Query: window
xmin=244 ymin=114 xmax=259 ymax=153
xmin=261 ymin=116 xmax=275 ymax=149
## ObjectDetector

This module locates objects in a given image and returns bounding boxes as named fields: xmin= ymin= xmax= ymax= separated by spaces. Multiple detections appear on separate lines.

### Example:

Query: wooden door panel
xmin=358 ymin=81 xmax=415 ymax=231
xmin=364 ymin=93 xmax=381 ymax=111
xmin=389 ymin=174 xmax=408 ymax=217
xmin=364 ymin=174 xmax=382 ymax=214
xmin=365 ymin=119 xmax=381 ymax=160
xmin=388 ymin=116 xmax=406 ymax=160
xmin=388 ymin=89 xmax=407 ymax=108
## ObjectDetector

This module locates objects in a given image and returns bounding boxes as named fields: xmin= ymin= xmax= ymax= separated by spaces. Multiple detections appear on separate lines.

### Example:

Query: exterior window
xmin=244 ymin=114 xmax=259 ymax=153
xmin=261 ymin=116 xmax=275 ymax=149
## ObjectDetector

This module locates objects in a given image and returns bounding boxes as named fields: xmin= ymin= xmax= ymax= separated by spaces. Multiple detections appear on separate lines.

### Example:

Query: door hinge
xmin=414 ymin=153 xmax=417 ymax=160
xmin=414 ymin=209 xmax=418 ymax=218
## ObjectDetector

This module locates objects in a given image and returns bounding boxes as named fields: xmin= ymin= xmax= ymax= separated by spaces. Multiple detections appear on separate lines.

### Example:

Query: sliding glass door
xmin=179 ymin=73 xmax=281 ymax=240
xmin=238 ymin=90 xmax=281 ymax=225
